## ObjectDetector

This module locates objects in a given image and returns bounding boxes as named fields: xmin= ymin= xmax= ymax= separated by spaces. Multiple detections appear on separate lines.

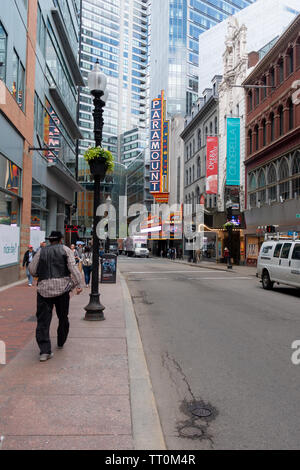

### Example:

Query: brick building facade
xmin=243 ymin=14 xmax=300 ymax=265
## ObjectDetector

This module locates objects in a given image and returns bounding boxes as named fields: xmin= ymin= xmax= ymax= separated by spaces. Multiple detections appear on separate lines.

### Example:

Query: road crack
xmin=162 ymin=351 xmax=217 ymax=447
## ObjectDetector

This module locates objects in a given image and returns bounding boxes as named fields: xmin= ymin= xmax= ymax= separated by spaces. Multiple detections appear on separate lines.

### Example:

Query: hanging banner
xmin=226 ymin=118 xmax=240 ymax=186
xmin=150 ymin=90 xmax=169 ymax=203
xmin=206 ymin=136 xmax=218 ymax=194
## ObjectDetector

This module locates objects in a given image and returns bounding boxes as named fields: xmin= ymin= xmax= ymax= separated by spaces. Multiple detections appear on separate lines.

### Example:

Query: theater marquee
xmin=150 ymin=91 xmax=169 ymax=203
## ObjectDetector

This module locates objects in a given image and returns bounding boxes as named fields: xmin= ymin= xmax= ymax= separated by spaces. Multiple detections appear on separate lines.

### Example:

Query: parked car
xmin=257 ymin=238 xmax=300 ymax=290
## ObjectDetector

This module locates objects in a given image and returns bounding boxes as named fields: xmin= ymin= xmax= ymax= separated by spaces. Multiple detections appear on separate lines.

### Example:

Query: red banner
xmin=206 ymin=136 xmax=218 ymax=194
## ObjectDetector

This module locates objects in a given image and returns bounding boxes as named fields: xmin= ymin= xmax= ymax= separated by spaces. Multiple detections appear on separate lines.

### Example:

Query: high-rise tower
xmin=149 ymin=0 xmax=256 ymax=117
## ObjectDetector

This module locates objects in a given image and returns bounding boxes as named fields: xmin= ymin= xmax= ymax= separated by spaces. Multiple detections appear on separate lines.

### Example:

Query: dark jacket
xmin=23 ymin=250 xmax=36 ymax=267
xmin=37 ymin=244 xmax=70 ymax=281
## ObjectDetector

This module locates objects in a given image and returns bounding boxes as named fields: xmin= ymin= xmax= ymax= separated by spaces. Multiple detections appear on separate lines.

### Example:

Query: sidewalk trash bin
xmin=100 ymin=253 xmax=117 ymax=284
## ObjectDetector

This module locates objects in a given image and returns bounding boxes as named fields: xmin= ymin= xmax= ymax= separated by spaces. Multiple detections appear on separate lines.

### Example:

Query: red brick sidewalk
xmin=0 ymin=283 xmax=37 ymax=365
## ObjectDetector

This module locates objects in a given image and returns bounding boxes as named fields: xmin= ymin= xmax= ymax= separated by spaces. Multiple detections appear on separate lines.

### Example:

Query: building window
xmin=248 ymin=129 xmax=253 ymax=154
xmin=177 ymin=157 xmax=181 ymax=204
xmin=288 ymin=48 xmax=294 ymax=75
xmin=192 ymin=165 xmax=195 ymax=182
xmin=197 ymin=157 xmax=201 ymax=178
xmin=270 ymin=67 xmax=275 ymax=87
xmin=254 ymin=125 xmax=259 ymax=151
xmin=292 ymin=152 xmax=300 ymax=197
xmin=262 ymin=76 xmax=267 ymax=99
xmin=255 ymin=87 xmax=259 ymax=106
xmin=279 ymin=158 xmax=290 ymax=200
xmin=198 ymin=129 xmax=201 ymax=149
xmin=270 ymin=113 xmax=275 ymax=141
xmin=248 ymin=91 xmax=252 ymax=112
xmin=258 ymin=169 xmax=266 ymax=204
xmin=214 ymin=117 xmax=218 ymax=135
xmin=37 ymin=3 xmax=46 ymax=56
xmin=209 ymin=122 xmax=213 ymax=135
xmin=279 ymin=59 xmax=284 ymax=84
xmin=288 ymin=100 xmax=294 ymax=130
xmin=0 ymin=21 xmax=7 ymax=83
xmin=278 ymin=106 xmax=284 ymax=136
xmin=262 ymin=120 xmax=266 ymax=146
xmin=11 ymin=49 xmax=25 ymax=110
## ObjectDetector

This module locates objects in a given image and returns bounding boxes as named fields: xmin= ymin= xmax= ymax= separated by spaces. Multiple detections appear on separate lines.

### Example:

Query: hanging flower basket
xmin=224 ymin=222 xmax=235 ymax=231
xmin=83 ymin=146 xmax=114 ymax=176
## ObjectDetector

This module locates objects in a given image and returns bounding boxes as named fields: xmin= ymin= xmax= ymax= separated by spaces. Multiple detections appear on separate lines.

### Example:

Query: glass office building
xmin=149 ymin=0 xmax=256 ymax=116
xmin=76 ymin=0 xmax=148 ymax=235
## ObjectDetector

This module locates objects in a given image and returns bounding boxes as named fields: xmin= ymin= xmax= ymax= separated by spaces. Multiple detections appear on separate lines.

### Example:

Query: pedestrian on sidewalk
xmin=82 ymin=245 xmax=93 ymax=288
xmin=23 ymin=245 xmax=36 ymax=286
xmin=29 ymin=231 xmax=82 ymax=362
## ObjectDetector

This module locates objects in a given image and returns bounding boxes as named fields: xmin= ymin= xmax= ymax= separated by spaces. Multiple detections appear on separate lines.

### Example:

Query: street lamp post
xmin=84 ymin=61 xmax=109 ymax=321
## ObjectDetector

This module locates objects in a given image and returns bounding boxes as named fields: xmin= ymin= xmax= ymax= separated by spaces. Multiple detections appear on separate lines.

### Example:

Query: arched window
xmin=258 ymin=169 xmax=266 ymax=204
xmin=193 ymin=139 xmax=195 ymax=155
xmin=278 ymin=106 xmax=284 ymax=136
xmin=254 ymin=124 xmax=259 ymax=151
xmin=248 ymin=91 xmax=253 ymax=112
xmin=258 ymin=169 xmax=266 ymax=187
xmin=205 ymin=126 xmax=208 ymax=139
xmin=249 ymin=173 xmax=256 ymax=190
xmin=190 ymin=143 xmax=192 ymax=157
xmin=288 ymin=48 xmax=294 ymax=74
xmin=186 ymin=146 xmax=189 ymax=161
xmin=249 ymin=173 xmax=257 ymax=208
xmin=197 ymin=157 xmax=201 ymax=178
xmin=278 ymin=58 xmax=284 ymax=84
xmin=279 ymin=158 xmax=290 ymax=200
xmin=270 ymin=112 xmax=275 ymax=141
xmin=214 ymin=117 xmax=218 ymax=135
xmin=198 ymin=129 xmax=201 ymax=149
xmin=292 ymin=152 xmax=300 ymax=197
xmin=192 ymin=165 xmax=195 ymax=182
xmin=248 ymin=129 xmax=253 ymax=154
xmin=288 ymin=99 xmax=294 ymax=130
xmin=196 ymin=186 xmax=200 ymax=204
xmin=262 ymin=119 xmax=266 ymax=146
xmin=292 ymin=152 xmax=300 ymax=175
xmin=279 ymin=158 xmax=289 ymax=180
xmin=185 ymin=170 xmax=188 ymax=186
xmin=270 ymin=67 xmax=275 ymax=87
xmin=268 ymin=164 xmax=277 ymax=202
xmin=189 ymin=167 xmax=191 ymax=184
xmin=209 ymin=122 xmax=213 ymax=136
xmin=192 ymin=192 xmax=195 ymax=213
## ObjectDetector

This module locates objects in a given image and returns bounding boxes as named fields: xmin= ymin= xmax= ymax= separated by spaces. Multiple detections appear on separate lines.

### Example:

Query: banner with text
xmin=0 ymin=224 xmax=20 ymax=267
xmin=206 ymin=136 xmax=218 ymax=194
xmin=226 ymin=118 xmax=240 ymax=186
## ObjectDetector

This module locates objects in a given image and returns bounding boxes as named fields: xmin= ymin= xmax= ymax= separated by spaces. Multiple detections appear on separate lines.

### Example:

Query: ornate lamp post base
xmin=84 ymin=293 xmax=105 ymax=321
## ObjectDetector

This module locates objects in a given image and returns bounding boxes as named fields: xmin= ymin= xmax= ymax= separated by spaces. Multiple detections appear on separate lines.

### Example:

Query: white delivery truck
xmin=124 ymin=236 xmax=150 ymax=258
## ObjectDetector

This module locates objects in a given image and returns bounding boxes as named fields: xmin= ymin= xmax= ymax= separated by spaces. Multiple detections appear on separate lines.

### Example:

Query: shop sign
xmin=0 ymin=224 xmax=20 ymax=267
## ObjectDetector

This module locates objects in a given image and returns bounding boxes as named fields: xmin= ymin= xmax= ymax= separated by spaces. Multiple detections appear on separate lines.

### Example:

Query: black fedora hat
xmin=46 ymin=231 xmax=64 ymax=241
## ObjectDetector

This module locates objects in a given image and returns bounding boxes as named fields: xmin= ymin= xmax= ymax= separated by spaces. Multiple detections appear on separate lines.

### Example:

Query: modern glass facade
xmin=78 ymin=0 xmax=148 ymax=166
xmin=150 ymin=0 xmax=256 ymax=116
xmin=77 ymin=0 xmax=148 ymax=236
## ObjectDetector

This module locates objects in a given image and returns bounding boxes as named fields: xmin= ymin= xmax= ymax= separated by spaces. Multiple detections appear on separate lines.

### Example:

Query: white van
xmin=257 ymin=239 xmax=300 ymax=289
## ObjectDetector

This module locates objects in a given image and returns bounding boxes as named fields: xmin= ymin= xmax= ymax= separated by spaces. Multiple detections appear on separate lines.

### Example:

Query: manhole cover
xmin=191 ymin=407 xmax=212 ymax=418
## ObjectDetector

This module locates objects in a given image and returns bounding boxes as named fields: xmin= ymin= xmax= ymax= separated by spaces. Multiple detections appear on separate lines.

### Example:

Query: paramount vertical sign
xmin=150 ymin=91 xmax=169 ymax=203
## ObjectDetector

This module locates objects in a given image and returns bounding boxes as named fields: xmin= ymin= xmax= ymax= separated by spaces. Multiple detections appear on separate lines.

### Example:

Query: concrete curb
xmin=0 ymin=278 xmax=26 ymax=293
xmin=153 ymin=257 xmax=257 ymax=276
xmin=119 ymin=271 xmax=166 ymax=451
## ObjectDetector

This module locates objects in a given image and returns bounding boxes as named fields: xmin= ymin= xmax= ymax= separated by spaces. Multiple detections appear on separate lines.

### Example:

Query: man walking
xmin=29 ymin=231 xmax=82 ymax=362
xmin=23 ymin=245 xmax=35 ymax=286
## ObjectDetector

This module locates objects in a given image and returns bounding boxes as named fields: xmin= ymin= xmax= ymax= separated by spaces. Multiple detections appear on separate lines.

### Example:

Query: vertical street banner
xmin=150 ymin=90 xmax=169 ymax=203
xmin=206 ymin=136 xmax=218 ymax=194
xmin=226 ymin=118 xmax=240 ymax=186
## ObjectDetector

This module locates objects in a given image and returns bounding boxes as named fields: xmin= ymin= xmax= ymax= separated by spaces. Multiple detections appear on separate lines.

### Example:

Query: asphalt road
xmin=119 ymin=256 xmax=300 ymax=450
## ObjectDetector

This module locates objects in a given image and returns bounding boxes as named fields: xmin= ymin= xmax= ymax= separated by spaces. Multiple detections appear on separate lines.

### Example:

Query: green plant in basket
xmin=83 ymin=146 xmax=114 ymax=172
xmin=223 ymin=221 xmax=235 ymax=230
